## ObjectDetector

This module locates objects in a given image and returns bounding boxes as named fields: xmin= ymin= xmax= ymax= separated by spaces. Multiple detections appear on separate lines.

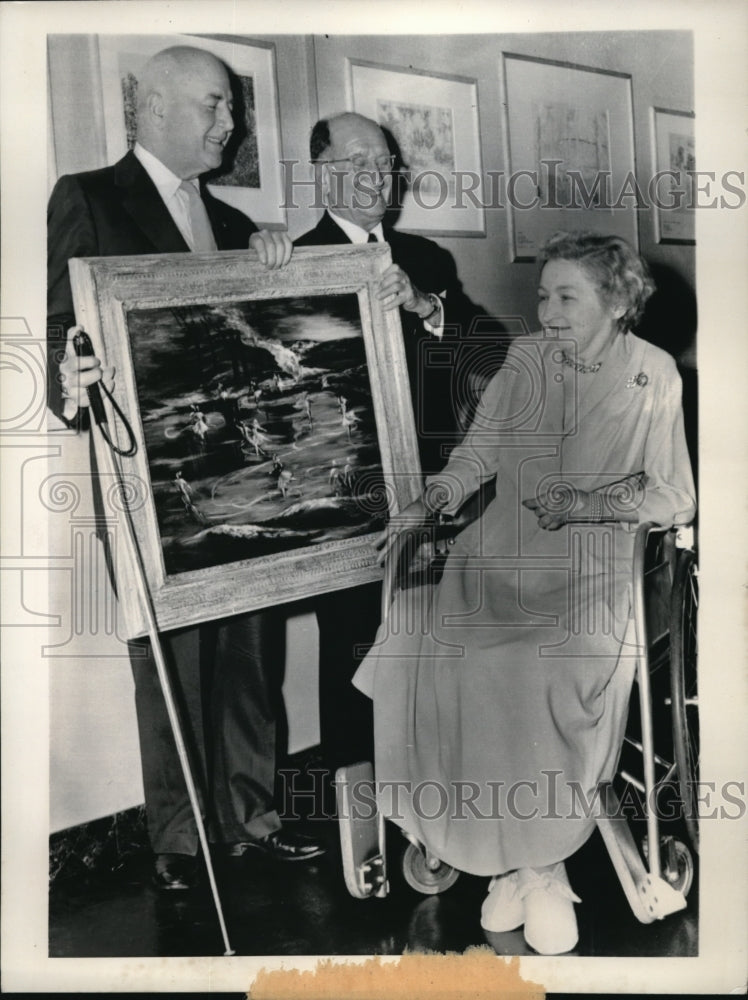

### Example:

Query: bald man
xmin=48 ymin=45 xmax=291 ymax=423
xmin=47 ymin=46 xmax=323 ymax=890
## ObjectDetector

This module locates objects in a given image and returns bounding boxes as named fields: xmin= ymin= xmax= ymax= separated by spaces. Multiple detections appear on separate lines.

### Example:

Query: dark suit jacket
xmin=47 ymin=149 xmax=257 ymax=423
xmin=295 ymin=212 xmax=483 ymax=473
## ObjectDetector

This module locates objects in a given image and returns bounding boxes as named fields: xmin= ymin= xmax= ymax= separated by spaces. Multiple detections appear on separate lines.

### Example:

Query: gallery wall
xmin=47 ymin=29 xmax=696 ymax=830
xmin=309 ymin=31 xmax=695 ymax=369
xmin=48 ymin=30 xmax=696 ymax=359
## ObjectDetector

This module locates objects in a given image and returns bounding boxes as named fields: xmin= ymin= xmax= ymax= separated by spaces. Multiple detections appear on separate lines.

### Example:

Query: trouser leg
xmin=129 ymin=625 xmax=207 ymax=857
xmin=130 ymin=609 xmax=283 ymax=854
xmin=209 ymin=609 xmax=283 ymax=842
xmin=315 ymin=582 xmax=380 ymax=771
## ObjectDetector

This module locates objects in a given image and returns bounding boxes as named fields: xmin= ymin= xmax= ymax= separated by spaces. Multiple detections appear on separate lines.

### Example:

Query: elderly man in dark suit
xmin=47 ymin=45 xmax=324 ymax=890
xmin=296 ymin=112 xmax=486 ymax=777
xmin=296 ymin=112 xmax=483 ymax=475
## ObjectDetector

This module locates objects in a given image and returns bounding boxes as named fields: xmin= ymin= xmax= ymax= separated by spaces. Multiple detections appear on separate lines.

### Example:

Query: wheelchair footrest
xmin=354 ymin=852 xmax=388 ymax=898
xmin=595 ymin=784 xmax=686 ymax=923
xmin=636 ymin=874 xmax=687 ymax=920
xmin=335 ymin=761 xmax=389 ymax=899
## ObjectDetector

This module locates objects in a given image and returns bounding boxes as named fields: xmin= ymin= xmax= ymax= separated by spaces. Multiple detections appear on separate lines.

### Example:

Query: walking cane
xmin=75 ymin=330 xmax=235 ymax=956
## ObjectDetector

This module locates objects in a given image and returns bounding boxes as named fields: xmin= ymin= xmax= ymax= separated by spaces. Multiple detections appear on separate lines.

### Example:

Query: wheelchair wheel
xmin=670 ymin=548 xmax=699 ymax=854
xmin=668 ymin=838 xmax=695 ymax=896
xmin=401 ymin=842 xmax=460 ymax=895
xmin=643 ymin=835 xmax=695 ymax=897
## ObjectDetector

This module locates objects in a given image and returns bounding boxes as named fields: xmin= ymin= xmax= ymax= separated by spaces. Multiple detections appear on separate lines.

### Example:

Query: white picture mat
xmin=98 ymin=32 xmax=286 ymax=227
xmin=348 ymin=59 xmax=485 ymax=235
xmin=502 ymin=53 xmax=638 ymax=259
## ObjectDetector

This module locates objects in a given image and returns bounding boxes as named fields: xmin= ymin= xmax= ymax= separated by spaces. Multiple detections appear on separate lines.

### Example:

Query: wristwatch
xmin=423 ymin=293 xmax=442 ymax=323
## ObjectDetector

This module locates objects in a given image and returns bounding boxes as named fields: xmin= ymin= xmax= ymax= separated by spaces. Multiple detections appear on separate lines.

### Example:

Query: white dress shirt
xmin=329 ymin=215 xmax=385 ymax=245
xmin=328 ymin=212 xmax=444 ymax=335
xmin=133 ymin=143 xmax=212 ymax=251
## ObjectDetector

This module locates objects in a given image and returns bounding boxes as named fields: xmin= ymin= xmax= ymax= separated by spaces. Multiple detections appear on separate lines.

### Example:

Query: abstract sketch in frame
xmin=650 ymin=107 xmax=696 ymax=245
xmin=97 ymin=33 xmax=286 ymax=228
xmin=501 ymin=52 xmax=639 ymax=260
xmin=69 ymin=245 xmax=422 ymax=639
xmin=347 ymin=58 xmax=485 ymax=237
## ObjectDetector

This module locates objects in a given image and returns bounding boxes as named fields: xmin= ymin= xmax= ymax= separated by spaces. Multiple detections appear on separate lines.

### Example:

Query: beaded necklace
xmin=559 ymin=350 xmax=602 ymax=374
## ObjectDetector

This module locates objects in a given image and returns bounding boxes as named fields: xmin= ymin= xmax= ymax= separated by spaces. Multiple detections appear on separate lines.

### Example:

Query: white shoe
xmin=480 ymin=871 xmax=524 ymax=933
xmin=517 ymin=862 xmax=581 ymax=955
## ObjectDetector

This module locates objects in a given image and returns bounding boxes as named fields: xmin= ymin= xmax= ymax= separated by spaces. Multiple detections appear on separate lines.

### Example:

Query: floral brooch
xmin=626 ymin=372 xmax=649 ymax=388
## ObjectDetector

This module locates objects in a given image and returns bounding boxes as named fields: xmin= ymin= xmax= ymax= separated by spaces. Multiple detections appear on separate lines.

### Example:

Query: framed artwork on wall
xmin=69 ymin=245 xmax=422 ymax=639
xmin=501 ymin=53 xmax=638 ymax=261
xmin=97 ymin=33 xmax=287 ymax=229
xmin=347 ymin=58 xmax=485 ymax=237
xmin=650 ymin=107 xmax=696 ymax=245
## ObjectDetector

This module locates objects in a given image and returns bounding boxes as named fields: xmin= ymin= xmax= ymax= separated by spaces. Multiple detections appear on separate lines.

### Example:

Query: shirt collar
xmin=328 ymin=212 xmax=384 ymax=245
xmin=134 ymin=142 xmax=196 ymax=200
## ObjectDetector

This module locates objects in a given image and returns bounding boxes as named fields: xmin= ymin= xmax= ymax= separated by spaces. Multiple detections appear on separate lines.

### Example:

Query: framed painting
xmin=651 ymin=107 xmax=696 ymax=244
xmin=347 ymin=58 xmax=485 ymax=237
xmin=97 ymin=33 xmax=286 ymax=228
xmin=501 ymin=53 xmax=638 ymax=261
xmin=69 ymin=245 xmax=422 ymax=639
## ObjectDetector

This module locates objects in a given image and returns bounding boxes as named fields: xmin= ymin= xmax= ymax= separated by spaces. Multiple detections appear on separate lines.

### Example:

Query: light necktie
xmin=179 ymin=181 xmax=217 ymax=252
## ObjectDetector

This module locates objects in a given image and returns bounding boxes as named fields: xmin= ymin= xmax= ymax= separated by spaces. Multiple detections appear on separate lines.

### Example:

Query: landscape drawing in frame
xmin=348 ymin=58 xmax=485 ymax=237
xmin=501 ymin=52 xmax=639 ymax=260
xmin=651 ymin=106 xmax=696 ymax=244
xmin=69 ymin=245 xmax=422 ymax=639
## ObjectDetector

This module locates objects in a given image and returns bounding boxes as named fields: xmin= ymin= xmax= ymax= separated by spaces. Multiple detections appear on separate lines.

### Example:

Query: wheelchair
xmin=336 ymin=516 xmax=699 ymax=925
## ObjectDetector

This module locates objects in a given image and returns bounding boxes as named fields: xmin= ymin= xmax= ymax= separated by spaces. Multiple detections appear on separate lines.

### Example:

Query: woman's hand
xmin=374 ymin=494 xmax=431 ymax=566
xmin=522 ymin=489 xmax=591 ymax=530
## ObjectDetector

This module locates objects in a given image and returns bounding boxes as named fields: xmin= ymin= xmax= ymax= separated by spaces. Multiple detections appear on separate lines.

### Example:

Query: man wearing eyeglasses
xmin=296 ymin=112 xmax=484 ymax=780
xmin=298 ymin=112 xmax=482 ymax=477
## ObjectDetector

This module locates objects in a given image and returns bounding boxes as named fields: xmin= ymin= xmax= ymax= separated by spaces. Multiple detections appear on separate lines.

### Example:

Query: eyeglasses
xmin=311 ymin=154 xmax=397 ymax=174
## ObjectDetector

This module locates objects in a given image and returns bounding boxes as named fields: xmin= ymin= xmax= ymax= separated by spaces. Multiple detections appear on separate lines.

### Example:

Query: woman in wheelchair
xmin=353 ymin=231 xmax=696 ymax=955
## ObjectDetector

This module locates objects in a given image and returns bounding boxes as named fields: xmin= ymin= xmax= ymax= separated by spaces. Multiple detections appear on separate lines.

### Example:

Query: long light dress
xmin=353 ymin=331 xmax=696 ymax=877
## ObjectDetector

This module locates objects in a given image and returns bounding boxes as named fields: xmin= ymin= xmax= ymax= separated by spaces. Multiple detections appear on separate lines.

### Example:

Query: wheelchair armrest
xmin=379 ymin=507 xmax=480 ymax=625
xmin=380 ymin=524 xmax=434 ymax=626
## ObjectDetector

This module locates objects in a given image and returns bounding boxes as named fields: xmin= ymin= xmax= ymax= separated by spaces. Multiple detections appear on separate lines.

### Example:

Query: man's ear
xmin=146 ymin=90 xmax=166 ymax=129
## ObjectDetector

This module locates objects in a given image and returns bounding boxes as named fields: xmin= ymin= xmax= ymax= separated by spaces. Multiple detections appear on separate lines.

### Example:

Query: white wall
xmin=47 ymin=30 xmax=695 ymax=831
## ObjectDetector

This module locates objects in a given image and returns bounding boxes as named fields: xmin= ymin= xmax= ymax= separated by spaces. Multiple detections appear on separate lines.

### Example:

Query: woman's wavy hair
xmin=538 ymin=231 xmax=655 ymax=331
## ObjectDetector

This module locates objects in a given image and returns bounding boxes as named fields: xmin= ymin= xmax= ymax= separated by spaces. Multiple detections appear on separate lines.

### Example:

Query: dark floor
xmin=49 ymin=805 xmax=698 ymax=959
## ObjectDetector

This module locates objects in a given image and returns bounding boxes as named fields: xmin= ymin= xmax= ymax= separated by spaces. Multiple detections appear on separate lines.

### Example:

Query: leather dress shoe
xmin=228 ymin=829 xmax=326 ymax=862
xmin=153 ymin=853 xmax=198 ymax=890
